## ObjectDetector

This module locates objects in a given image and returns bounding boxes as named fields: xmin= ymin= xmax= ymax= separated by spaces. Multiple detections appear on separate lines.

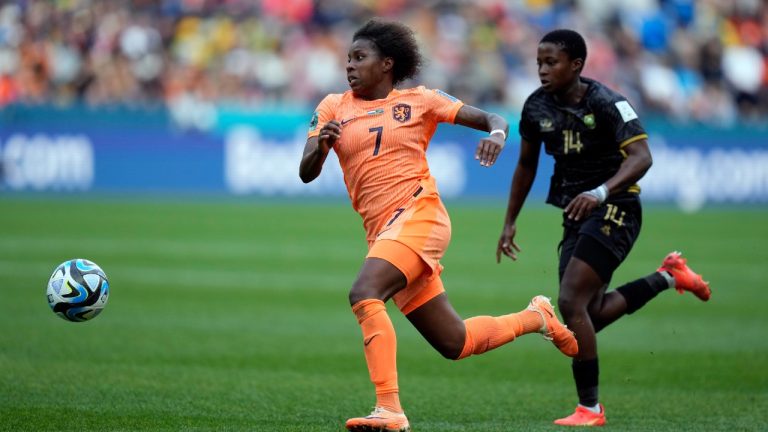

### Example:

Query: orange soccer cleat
xmin=345 ymin=407 xmax=410 ymax=432
xmin=658 ymin=251 xmax=711 ymax=301
xmin=554 ymin=404 xmax=606 ymax=427
xmin=527 ymin=295 xmax=578 ymax=357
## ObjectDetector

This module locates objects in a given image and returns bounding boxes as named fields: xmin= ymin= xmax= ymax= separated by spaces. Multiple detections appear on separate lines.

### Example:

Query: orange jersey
xmin=307 ymin=86 xmax=464 ymax=242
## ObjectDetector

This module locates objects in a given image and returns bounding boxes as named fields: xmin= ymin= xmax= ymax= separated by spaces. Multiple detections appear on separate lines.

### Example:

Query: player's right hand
xmin=475 ymin=134 xmax=504 ymax=167
xmin=496 ymin=223 xmax=521 ymax=263
xmin=319 ymin=120 xmax=341 ymax=149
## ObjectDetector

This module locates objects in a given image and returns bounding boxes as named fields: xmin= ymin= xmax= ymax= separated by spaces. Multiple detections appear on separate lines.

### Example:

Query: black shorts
xmin=558 ymin=196 xmax=642 ymax=284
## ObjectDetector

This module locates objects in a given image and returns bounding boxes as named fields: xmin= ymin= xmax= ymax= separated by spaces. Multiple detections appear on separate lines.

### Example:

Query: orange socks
xmin=458 ymin=309 xmax=543 ymax=359
xmin=352 ymin=299 xmax=402 ymax=413
xmin=351 ymin=299 xmax=544 ymax=409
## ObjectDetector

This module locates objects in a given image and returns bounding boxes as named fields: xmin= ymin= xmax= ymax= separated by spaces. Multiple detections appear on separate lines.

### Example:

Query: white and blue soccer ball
xmin=47 ymin=259 xmax=110 ymax=322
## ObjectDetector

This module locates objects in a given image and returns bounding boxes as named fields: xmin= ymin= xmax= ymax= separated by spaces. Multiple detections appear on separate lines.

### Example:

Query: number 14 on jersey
xmin=562 ymin=130 xmax=583 ymax=154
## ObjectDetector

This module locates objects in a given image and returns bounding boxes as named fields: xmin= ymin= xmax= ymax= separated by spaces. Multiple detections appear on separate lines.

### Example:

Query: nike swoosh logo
xmin=364 ymin=335 xmax=378 ymax=346
xmin=341 ymin=117 xmax=355 ymax=125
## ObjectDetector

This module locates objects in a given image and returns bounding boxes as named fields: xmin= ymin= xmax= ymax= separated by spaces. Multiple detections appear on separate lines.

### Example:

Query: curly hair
xmin=353 ymin=19 xmax=423 ymax=85
xmin=541 ymin=29 xmax=588 ymax=67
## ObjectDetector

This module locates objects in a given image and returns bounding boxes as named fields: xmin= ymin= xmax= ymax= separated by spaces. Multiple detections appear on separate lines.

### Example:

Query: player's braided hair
xmin=541 ymin=29 xmax=588 ymax=70
xmin=353 ymin=18 xmax=423 ymax=85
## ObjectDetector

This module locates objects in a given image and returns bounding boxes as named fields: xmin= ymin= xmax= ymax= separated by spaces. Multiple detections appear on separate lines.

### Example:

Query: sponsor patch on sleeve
xmin=614 ymin=101 xmax=638 ymax=123
xmin=308 ymin=110 xmax=319 ymax=131
xmin=435 ymin=89 xmax=459 ymax=102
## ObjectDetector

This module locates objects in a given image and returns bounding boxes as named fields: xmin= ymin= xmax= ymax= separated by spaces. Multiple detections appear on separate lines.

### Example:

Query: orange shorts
xmin=368 ymin=239 xmax=446 ymax=315
xmin=366 ymin=194 xmax=451 ymax=315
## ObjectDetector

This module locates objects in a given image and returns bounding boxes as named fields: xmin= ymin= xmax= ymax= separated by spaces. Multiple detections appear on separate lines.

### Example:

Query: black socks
xmin=615 ymin=272 xmax=669 ymax=315
xmin=573 ymin=358 xmax=599 ymax=407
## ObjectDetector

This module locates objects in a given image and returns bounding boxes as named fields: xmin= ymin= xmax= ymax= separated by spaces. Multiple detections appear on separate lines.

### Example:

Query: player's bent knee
xmin=557 ymin=294 xmax=580 ymax=318
xmin=349 ymin=276 xmax=392 ymax=304
xmin=349 ymin=284 xmax=379 ymax=305
xmin=348 ymin=284 xmax=365 ymax=305
xmin=434 ymin=343 xmax=462 ymax=360
xmin=436 ymin=340 xmax=463 ymax=360
xmin=558 ymin=281 xmax=592 ymax=317
xmin=431 ymin=327 xmax=465 ymax=360
xmin=349 ymin=259 xmax=409 ymax=305
xmin=411 ymin=314 xmax=465 ymax=359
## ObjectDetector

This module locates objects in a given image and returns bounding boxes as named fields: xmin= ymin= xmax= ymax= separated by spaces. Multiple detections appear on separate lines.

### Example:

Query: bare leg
xmin=349 ymin=257 xmax=409 ymax=304
xmin=405 ymin=293 xmax=466 ymax=359
xmin=588 ymin=290 xmax=628 ymax=333
xmin=558 ymin=257 xmax=603 ymax=361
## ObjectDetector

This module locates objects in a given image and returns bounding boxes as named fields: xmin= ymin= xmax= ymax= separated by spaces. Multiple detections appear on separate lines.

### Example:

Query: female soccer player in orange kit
xmin=299 ymin=19 xmax=578 ymax=432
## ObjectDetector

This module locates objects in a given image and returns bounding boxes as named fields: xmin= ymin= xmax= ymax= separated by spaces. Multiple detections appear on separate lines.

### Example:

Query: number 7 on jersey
xmin=369 ymin=126 xmax=383 ymax=156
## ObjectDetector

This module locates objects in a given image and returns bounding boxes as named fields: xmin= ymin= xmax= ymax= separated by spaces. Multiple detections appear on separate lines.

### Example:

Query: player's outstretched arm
xmin=454 ymin=105 xmax=509 ymax=167
xmin=497 ymin=138 xmax=541 ymax=263
xmin=299 ymin=120 xmax=341 ymax=183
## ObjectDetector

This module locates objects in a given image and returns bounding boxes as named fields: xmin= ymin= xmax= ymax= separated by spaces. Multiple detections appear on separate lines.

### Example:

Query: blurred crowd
xmin=0 ymin=0 xmax=766 ymax=128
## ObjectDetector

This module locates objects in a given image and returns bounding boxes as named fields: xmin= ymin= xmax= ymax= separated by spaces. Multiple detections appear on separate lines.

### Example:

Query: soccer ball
xmin=47 ymin=259 xmax=110 ymax=322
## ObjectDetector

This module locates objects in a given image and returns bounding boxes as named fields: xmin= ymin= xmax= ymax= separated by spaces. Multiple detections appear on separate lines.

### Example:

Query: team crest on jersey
xmin=583 ymin=114 xmax=596 ymax=129
xmin=539 ymin=118 xmax=554 ymax=132
xmin=393 ymin=104 xmax=411 ymax=123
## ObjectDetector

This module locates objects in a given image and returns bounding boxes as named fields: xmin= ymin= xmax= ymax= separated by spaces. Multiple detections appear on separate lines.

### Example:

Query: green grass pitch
xmin=1 ymin=197 xmax=766 ymax=431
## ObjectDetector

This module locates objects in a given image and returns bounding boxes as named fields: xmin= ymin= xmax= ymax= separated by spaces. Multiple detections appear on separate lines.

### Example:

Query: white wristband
xmin=489 ymin=129 xmax=506 ymax=141
xmin=584 ymin=184 xmax=609 ymax=204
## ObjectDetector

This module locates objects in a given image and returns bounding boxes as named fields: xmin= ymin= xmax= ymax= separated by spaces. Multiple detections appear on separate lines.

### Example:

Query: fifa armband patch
xmin=614 ymin=101 xmax=638 ymax=123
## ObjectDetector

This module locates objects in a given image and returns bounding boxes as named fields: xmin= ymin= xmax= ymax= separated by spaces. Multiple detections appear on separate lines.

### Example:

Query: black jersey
xmin=519 ymin=77 xmax=648 ymax=208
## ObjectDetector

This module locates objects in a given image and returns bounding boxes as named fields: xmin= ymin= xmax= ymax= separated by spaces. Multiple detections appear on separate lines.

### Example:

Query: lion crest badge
xmin=392 ymin=104 xmax=411 ymax=123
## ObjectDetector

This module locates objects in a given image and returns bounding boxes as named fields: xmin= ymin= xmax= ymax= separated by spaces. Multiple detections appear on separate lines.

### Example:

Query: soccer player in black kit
xmin=496 ymin=29 xmax=711 ymax=426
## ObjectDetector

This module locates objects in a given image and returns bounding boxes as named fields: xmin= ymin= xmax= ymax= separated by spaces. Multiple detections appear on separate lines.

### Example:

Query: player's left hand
xmin=475 ymin=135 xmax=504 ymax=167
xmin=496 ymin=223 xmax=521 ymax=263
xmin=564 ymin=192 xmax=600 ymax=221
